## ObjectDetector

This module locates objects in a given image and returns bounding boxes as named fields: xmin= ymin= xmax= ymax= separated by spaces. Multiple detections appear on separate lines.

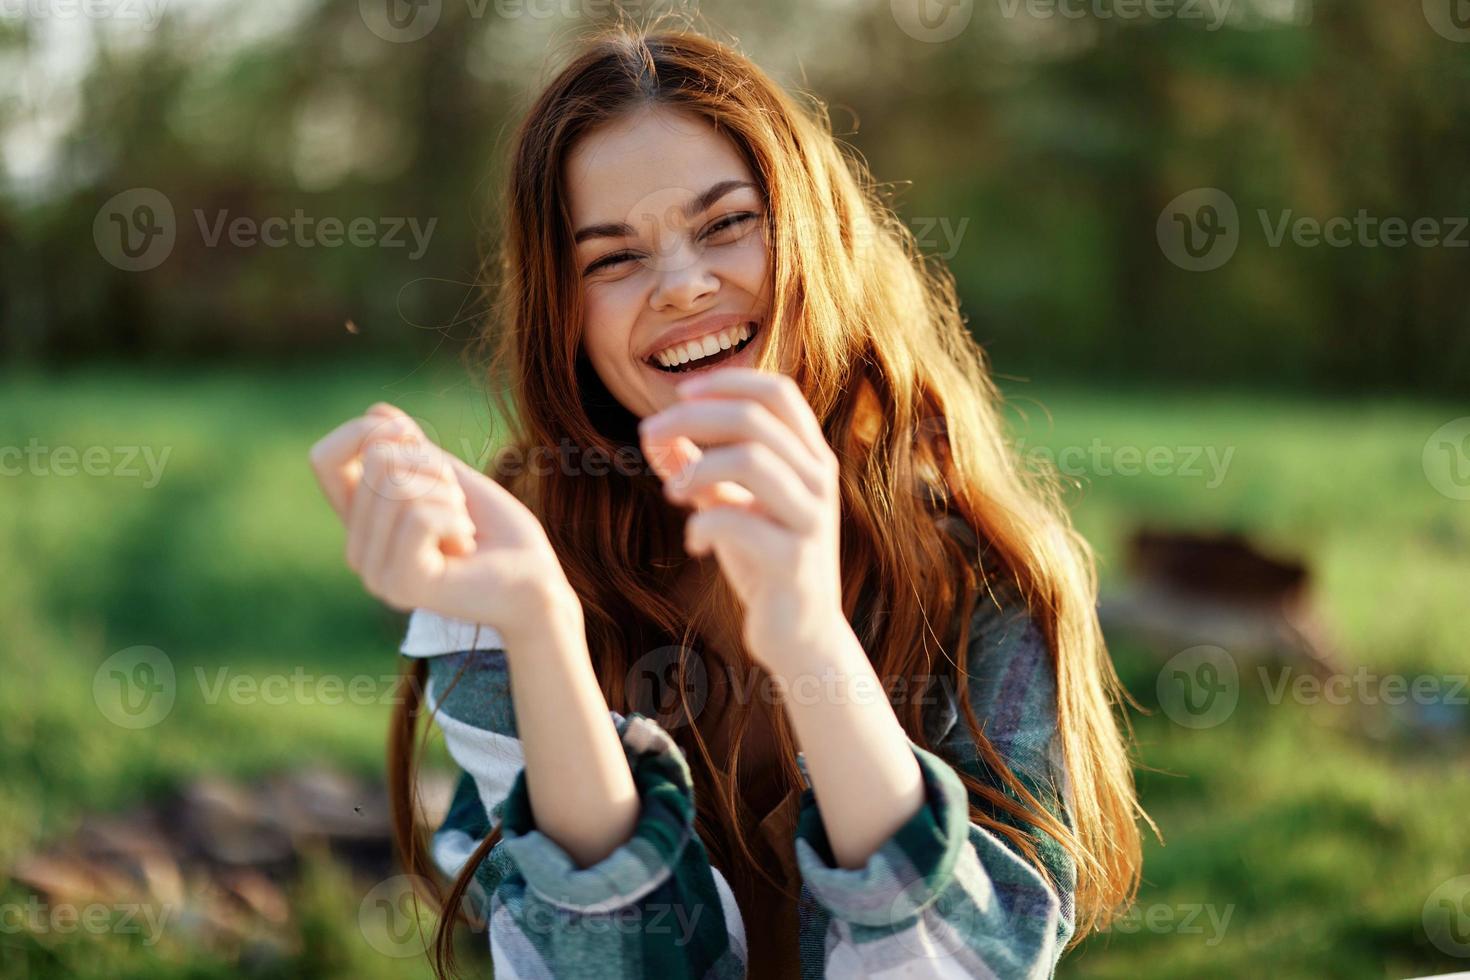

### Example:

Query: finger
xmin=443 ymin=452 xmax=528 ymax=535
xmin=643 ymin=433 xmax=701 ymax=484
xmin=350 ymin=443 xmax=407 ymax=581
xmin=674 ymin=368 xmax=831 ymax=463
xmin=639 ymin=399 xmax=823 ymax=493
xmin=667 ymin=443 xmax=817 ymax=531
xmin=376 ymin=501 xmax=469 ymax=609
xmin=308 ymin=411 xmax=423 ymax=519
xmin=685 ymin=504 xmax=787 ymax=562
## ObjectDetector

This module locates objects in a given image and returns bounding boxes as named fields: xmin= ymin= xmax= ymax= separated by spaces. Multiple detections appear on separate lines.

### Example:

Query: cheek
xmin=581 ymin=281 xmax=644 ymax=373
xmin=726 ymin=235 xmax=772 ymax=296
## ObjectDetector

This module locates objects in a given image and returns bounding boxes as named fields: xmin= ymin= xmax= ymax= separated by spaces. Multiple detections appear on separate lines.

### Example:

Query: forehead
xmin=564 ymin=106 xmax=755 ymax=227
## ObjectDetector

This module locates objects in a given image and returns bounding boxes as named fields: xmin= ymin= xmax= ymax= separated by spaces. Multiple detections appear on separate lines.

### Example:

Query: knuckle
xmin=730 ymin=443 xmax=760 ymax=468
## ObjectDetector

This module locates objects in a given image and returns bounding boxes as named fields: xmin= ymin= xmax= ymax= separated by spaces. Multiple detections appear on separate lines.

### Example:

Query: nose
xmin=648 ymin=238 xmax=718 ymax=313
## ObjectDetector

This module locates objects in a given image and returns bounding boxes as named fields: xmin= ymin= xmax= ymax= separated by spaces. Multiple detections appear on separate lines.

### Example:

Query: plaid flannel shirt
xmin=398 ymin=588 xmax=1076 ymax=978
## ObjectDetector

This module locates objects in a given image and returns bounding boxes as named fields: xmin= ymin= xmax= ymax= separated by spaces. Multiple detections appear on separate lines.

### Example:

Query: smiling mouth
xmin=647 ymin=320 xmax=761 ymax=374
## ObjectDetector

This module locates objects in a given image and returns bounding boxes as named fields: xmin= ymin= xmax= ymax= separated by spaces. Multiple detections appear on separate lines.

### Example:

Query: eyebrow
xmin=572 ymin=179 xmax=757 ymax=244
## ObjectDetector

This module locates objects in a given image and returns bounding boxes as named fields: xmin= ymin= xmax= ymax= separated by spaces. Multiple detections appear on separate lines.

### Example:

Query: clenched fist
xmin=308 ymin=403 xmax=576 ymax=636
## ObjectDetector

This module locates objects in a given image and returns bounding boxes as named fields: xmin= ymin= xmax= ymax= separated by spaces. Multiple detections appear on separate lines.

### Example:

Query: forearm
xmin=502 ymin=590 xmax=639 ymax=869
xmin=764 ymin=618 xmax=925 ymax=870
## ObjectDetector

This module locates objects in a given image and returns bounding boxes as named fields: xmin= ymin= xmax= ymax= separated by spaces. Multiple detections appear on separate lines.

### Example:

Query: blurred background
xmin=2 ymin=0 xmax=1468 ymax=977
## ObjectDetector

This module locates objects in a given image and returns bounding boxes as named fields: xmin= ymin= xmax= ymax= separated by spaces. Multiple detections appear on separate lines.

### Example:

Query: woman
xmin=309 ymin=24 xmax=1144 ymax=979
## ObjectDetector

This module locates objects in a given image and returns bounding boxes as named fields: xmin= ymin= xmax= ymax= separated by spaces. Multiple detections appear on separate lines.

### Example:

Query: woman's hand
xmin=308 ymin=403 xmax=576 ymax=638
xmin=638 ymin=368 xmax=846 ymax=669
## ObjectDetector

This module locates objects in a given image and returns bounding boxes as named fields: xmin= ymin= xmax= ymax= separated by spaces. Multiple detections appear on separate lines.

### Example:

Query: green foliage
xmin=2 ymin=1 xmax=1466 ymax=393
xmin=1 ymin=363 xmax=1466 ymax=976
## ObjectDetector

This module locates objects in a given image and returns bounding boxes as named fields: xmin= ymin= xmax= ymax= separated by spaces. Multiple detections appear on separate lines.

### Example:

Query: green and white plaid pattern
xmin=402 ymin=588 xmax=1075 ymax=978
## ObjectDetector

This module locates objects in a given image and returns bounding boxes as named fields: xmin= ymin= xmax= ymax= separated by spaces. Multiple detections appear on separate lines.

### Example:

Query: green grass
xmin=1 ymin=360 xmax=1467 ymax=978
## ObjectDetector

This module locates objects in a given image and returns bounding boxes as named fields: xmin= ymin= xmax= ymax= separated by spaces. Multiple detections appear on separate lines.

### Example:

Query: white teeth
xmin=650 ymin=320 xmax=758 ymax=370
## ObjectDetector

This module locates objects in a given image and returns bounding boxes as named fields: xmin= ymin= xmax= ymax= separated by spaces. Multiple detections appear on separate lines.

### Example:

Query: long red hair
xmin=388 ymin=21 xmax=1146 ymax=978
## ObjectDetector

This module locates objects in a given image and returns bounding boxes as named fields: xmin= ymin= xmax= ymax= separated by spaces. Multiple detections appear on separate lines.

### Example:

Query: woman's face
xmin=566 ymin=105 xmax=775 ymax=419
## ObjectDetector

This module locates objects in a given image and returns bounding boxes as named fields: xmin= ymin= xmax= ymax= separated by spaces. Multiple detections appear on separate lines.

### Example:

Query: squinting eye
xmin=704 ymin=212 xmax=757 ymax=238
xmin=585 ymin=251 xmax=637 ymax=275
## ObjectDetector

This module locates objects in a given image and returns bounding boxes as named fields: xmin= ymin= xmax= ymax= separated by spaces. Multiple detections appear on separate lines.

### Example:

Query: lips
xmin=648 ymin=320 xmax=760 ymax=373
xmin=641 ymin=311 xmax=765 ymax=373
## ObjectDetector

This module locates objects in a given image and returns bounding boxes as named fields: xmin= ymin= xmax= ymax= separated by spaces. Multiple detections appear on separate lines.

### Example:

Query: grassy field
xmin=1 ymin=360 xmax=1466 ymax=978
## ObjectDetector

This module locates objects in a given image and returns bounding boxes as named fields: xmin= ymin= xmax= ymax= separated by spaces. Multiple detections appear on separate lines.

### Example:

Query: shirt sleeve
xmin=400 ymin=609 xmax=749 ymax=980
xmin=790 ymin=590 xmax=1077 ymax=979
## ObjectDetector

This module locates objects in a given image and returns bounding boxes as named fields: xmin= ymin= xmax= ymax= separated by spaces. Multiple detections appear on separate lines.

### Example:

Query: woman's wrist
xmin=747 ymin=605 xmax=855 ymax=679
xmin=499 ymin=575 xmax=585 ymax=654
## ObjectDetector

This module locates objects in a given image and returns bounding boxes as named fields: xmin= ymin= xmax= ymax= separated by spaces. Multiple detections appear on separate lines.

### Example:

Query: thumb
xmin=444 ymin=453 xmax=525 ymax=533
